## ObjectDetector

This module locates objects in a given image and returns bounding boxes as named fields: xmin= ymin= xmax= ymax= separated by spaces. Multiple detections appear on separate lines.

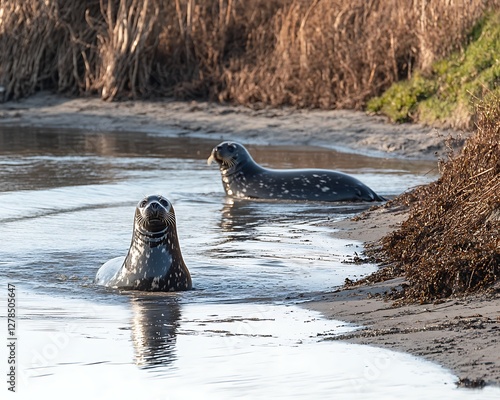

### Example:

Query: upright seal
xmin=208 ymin=141 xmax=385 ymax=202
xmin=95 ymin=194 xmax=192 ymax=291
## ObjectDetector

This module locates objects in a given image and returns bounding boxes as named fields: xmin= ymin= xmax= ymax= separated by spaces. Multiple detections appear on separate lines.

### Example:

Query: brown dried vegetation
xmin=373 ymin=96 xmax=500 ymax=303
xmin=0 ymin=0 xmax=496 ymax=106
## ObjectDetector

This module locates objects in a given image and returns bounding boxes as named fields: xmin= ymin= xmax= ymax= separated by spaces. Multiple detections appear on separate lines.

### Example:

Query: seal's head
xmin=135 ymin=194 xmax=176 ymax=235
xmin=207 ymin=141 xmax=251 ymax=171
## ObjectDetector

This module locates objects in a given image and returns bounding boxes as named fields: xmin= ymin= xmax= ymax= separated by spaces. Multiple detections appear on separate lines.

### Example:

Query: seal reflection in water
xmin=95 ymin=195 xmax=192 ymax=291
xmin=130 ymin=297 xmax=181 ymax=368
xmin=208 ymin=141 xmax=385 ymax=202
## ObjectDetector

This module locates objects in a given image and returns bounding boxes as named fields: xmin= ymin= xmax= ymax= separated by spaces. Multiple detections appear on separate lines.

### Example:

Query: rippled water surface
xmin=1 ymin=127 xmax=496 ymax=399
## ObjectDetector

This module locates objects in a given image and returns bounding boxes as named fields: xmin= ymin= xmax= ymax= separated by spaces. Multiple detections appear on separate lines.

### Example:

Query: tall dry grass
xmin=0 ymin=0 xmax=497 ymax=106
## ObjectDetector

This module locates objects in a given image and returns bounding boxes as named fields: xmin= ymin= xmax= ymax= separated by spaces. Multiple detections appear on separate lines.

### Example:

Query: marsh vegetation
xmin=1 ymin=0 xmax=495 ymax=110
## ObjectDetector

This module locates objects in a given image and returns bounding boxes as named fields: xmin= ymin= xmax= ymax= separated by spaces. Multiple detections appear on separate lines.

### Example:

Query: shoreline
xmin=309 ymin=206 xmax=500 ymax=387
xmin=0 ymin=92 xmax=464 ymax=160
xmin=2 ymin=93 xmax=497 ymax=387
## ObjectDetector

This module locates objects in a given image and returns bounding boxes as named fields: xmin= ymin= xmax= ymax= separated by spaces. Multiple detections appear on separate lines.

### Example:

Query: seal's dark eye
xmin=228 ymin=144 xmax=236 ymax=152
xmin=159 ymin=198 xmax=170 ymax=207
xmin=140 ymin=199 xmax=148 ymax=208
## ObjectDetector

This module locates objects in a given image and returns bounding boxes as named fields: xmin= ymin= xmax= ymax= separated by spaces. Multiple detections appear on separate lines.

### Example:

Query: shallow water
xmin=0 ymin=127 xmax=497 ymax=398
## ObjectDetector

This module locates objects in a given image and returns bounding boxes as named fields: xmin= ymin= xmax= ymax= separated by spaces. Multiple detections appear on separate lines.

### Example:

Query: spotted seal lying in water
xmin=208 ymin=141 xmax=385 ymax=202
xmin=95 ymin=194 xmax=192 ymax=291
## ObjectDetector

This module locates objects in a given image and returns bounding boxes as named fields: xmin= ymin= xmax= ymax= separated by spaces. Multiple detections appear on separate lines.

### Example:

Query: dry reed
xmin=0 ymin=0 xmax=497 ymax=105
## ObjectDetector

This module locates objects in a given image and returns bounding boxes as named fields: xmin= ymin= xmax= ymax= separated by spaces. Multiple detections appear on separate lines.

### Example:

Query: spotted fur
xmin=95 ymin=195 xmax=192 ymax=291
xmin=208 ymin=141 xmax=385 ymax=202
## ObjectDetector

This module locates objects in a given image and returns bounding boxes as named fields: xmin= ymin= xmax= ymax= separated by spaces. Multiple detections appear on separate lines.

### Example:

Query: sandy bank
xmin=309 ymin=206 xmax=500 ymax=387
xmin=0 ymin=92 xmax=463 ymax=160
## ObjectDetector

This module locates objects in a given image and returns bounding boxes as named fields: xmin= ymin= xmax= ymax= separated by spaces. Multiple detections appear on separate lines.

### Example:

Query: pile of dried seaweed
xmin=373 ymin=96 xmax=499 ymax=303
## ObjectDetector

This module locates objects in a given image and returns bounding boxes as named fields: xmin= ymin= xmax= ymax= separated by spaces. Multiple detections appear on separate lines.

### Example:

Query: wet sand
xmin=2 ymin=92 xmax=497 ymax=387
xmin=311 ymin=207 xmax=500 ymax=387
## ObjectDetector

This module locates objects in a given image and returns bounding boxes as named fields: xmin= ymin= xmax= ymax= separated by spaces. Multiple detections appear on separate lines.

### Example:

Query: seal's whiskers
xmin=164 ymin=212 xmax=176 ymax=226
xmin=222 ymin=157 xmax=236 ymax=168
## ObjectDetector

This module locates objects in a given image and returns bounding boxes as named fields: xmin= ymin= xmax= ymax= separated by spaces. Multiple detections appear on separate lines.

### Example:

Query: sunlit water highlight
xmin=0 ymin=127 xmax=497 ymax=398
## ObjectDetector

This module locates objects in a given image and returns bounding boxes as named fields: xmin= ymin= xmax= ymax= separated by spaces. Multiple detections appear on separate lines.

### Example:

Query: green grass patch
xmin=367 ymin=11 xmax=500 ymax=129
